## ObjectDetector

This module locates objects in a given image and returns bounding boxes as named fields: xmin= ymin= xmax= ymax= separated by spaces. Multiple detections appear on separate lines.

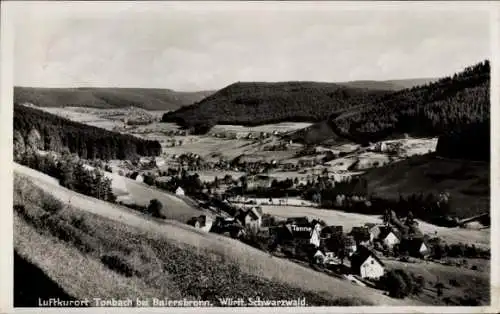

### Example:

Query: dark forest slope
xmin=161 ymin=82 xmax=391 ymax=130
xmin=14 ymin=104 xmax=161 ymax=160
xmin=291 ymin=61 xmax=489 ymax=146
xmin=435 ymin=120 xmax=490 ymax=161
xmin=332 ymin=61 xmax=490 ymax=143
xmin=14 ymin=87 xmax=214 ymax=111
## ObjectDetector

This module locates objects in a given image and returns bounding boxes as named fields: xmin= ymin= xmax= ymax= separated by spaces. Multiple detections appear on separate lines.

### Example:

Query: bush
xmin=147 ymin=199 xmax=165 ymax=218
xmin=41 ymin=193 xmax=64 ymax=213
xmin=379 ymin=269 xmax=425 ymax=299
xmin=100 ymin=254 xmax=137 ymax=277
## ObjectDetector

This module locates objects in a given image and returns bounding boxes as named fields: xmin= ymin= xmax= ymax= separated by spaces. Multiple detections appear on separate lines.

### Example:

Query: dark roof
xmin=378 ymin=226 xmax=401 ymax=240
xmin=350 ymin=226 xmax=371 ymax=242
xmin=285 ymin=217 xmax=310 ymax=226
xmin=350 ymin=245 xmax=385 ymax=272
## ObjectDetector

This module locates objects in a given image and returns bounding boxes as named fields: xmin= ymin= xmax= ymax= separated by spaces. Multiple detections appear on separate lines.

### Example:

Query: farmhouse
xmin=187 ymin=215 xmax=213 ymax=232
xmin=378 ymin=227 xmax=401 ymax=249
xmin=274 ymin=217 xmax=322 ymax=248
xmin=401 ymin=237 xmax=430 ymax=258
xmin=235 ymin=207 xmax=263 ymax=231
xmin=175 ymin=186 xmax=185 ymax=196
xmin=130 ymin=172 xmax=144 ymax=183
xmin=368 ymin=225 xmax=385 ymax=243
xmin=350 ymin=246 xmax=385 ymax=279
xmin=320 ymin=225 xmax=343 ymax=239
xmin=344 ymin=235 xmax=357 ymax=256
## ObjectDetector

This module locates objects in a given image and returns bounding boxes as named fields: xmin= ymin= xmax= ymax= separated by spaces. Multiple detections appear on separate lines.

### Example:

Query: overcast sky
xmin=12 ymin=2 xmax=492 ymax=91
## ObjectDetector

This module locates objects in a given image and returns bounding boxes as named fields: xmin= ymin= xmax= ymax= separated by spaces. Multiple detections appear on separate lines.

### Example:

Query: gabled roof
xmin=379 ymin=226 xmax=401 ymax=240
xmin=350 ymin=245 xmax=385 ymax=271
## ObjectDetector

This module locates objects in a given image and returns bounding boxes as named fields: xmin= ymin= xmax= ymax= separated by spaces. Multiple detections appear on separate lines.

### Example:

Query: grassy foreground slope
xmin=14 ymin=168 xmax=417 ymax=306
xmin=14 ymin=87 xmax=214 ymax=111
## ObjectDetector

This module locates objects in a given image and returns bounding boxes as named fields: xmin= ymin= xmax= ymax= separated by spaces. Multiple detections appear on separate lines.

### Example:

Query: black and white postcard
xmin=0 ymin=1 xmax=498 ymax=313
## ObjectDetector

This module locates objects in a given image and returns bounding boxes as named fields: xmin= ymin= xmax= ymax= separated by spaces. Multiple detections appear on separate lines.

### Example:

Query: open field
xmin=13 ymin=169 xmax=418 ymax=306
xmin=37 ymin=107 xmax=122 ymax=131
xmin=261 ymin=205 xmax=489 ymax=249
xmin=211 ymin=122 xmax=313 ymax=135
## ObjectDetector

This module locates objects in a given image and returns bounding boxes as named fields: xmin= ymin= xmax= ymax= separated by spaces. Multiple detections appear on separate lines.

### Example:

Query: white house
xmin=382 ymin=231 xmax=400 ymax=248
xmin=242 ymin=207 xmax=262 ymax=231
xmin=309 ymin=223 xmax=322 ymax=248
xmin=175 ymin=187 xmax=185 ymax=196
xmin=377 ymin=227 xmax=401 ymax=249
xmin=155 ymin=157 xmax=166 ymax=167
xmin=350 ymin=246 xmax=385 ymax=279
xmin=135 ymin=174 xmax=144 ymax=183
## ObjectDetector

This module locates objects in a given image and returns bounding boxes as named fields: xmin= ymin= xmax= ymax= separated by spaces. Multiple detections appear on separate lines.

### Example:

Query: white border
xmin=1 ymin=1 xmax=499 ymax=313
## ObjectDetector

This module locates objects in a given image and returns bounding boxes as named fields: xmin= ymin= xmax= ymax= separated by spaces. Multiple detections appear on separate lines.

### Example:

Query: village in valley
xmin=15 ymin=102 xmax=491 ymax=305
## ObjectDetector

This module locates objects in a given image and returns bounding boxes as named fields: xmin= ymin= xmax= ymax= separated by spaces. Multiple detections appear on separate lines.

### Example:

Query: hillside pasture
xmin=382 ymin=258 xmax=489 ymax=305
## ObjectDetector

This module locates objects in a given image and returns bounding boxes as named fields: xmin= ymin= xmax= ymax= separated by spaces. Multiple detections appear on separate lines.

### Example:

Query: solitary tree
xmin=148 ymin=199 xmax=164 ymax=218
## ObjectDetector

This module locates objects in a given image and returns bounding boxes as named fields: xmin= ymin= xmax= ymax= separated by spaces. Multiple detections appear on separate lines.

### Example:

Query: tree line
xmin=14 ymin=104 xmax=162 ymax=160
xmin=16 ymin=149 xmax=116 ymax=202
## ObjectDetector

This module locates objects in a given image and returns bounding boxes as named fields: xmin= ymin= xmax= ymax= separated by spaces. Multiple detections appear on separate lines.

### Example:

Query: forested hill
xmin=161 ymin=81 xmax=391 ymax=131
xmin=14 ymin=104 xmax=161 ymax=160
xmin=14 ymin=87 xmax=214 ymax=111
xmin=332 ymin=60 xmax=490 ymax=143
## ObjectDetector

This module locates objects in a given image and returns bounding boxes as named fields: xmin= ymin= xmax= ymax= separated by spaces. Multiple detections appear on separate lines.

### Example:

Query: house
xmin=210 ymin=216 xmax=245 ymax=239
xmin=175 ymin=187 xmax=185 ymax=196
xmin=309 ymin=223 xmax=322 ymax=248
xmin=350 ymin=245 xmax=385 ymax=279
xmin=154 ymin=157 xmax=166 ymax=167
xmin=274 ymin=217 xmax=322 ymax=248
xmin=373 ymin=142 xmax=387 ymax=153
xmin=187 ymin=215 xmax=213 ymax=232
xmin=235 ymin=207 xmax=262 ymax=231
xmin=132 ymin=172 xmax=144 ymax=183
xmin=320 ymin=226 xmax=343 ymax=239
xmin=344 ymin=235 xmax=357 ymax=256
xmin=368 ymin=225 xmax=385 ymax=243
xmin=379 ymin=227 xmax=401 ymax=249
xmin=401 ymin=237 xmax=430 ymax=258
